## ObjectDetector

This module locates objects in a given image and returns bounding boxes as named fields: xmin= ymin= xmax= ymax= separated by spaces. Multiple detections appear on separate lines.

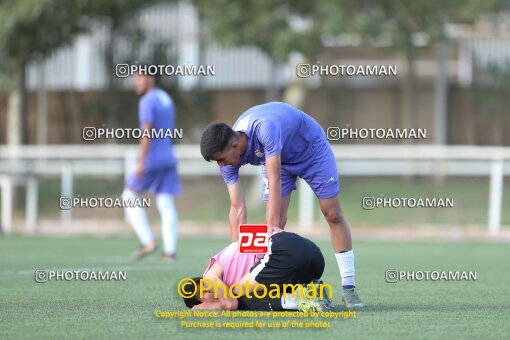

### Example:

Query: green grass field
xmin=1 ymin=235 xmax=509 ymax=339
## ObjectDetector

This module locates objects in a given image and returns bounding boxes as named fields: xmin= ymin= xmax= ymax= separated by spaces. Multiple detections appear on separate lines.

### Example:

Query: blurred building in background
xmin=1 ymin=1 xmax=509 ymax=235
xmin=0 ymin=3 xmax=509 ymax=146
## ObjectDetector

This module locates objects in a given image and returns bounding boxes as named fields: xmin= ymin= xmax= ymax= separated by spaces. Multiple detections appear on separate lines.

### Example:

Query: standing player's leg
xmin=318 ymin=196 xmax=352 ymax=254
xmin=156 ymin=193 xmax=178 ymax=260
xmin=318 ymin=196 xmax=362 ymax=307
xmin=122 ymin=187 xmax=156 ymax=259
xmin=300 ymin=139 xmax=363 ymax=308
xmin=156 ymin=167 xmax=180 ymax=261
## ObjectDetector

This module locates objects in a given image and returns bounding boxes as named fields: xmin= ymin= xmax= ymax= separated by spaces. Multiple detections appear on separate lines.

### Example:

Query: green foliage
xmin=466 ymin=62 xmax=510 ymax=118
xmin=194 ymin=0 xmax=500 ymax=60
xmin=194 ymin=0 xmax=345 ymax=61
xmin=343 ymin=0 xmax=499 ymax=54
xmin=0 ymin=0 xmax=166 ymax=65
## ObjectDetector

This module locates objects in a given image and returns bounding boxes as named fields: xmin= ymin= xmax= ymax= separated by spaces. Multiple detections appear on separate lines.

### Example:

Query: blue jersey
xmin=138 ymin=88 xmax=177 ymax=171
xmin=221 ymin=102 xmax=327 ymax=185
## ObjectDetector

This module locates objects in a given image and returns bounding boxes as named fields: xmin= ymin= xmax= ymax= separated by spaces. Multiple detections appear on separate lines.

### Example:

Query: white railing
xmin=1 ymin=144 xmax=509 ymax=234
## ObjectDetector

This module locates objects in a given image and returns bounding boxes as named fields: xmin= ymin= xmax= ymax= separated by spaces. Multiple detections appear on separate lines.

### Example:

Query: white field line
xmin=0 ymin=262 xmax=177 ymax=276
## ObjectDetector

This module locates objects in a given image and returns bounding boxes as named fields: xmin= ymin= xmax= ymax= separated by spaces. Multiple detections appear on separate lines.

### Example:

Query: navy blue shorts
xmin=125 ymin=167 xmax=180 ymax=195
xmin=261 ymin=138 xmax=339 ymax=200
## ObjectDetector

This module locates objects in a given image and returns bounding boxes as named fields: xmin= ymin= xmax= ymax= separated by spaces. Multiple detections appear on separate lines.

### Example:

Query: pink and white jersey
xmin=204 ymin=241 xmax=258 ymax=287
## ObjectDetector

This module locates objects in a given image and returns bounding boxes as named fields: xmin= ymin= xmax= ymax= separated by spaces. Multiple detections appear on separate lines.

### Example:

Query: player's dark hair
xmin=182 ymin=277 xmax=203 ymax=308
xmin=134 ymin=60 xmax=160 ymax=84
xmin=200 ymin=122 xmax=237 ymax=162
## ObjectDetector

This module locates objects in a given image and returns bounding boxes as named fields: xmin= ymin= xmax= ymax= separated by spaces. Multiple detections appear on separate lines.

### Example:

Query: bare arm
xmin=193 ymin=261 xmax=238 ymax=310
xmin=265 ymin=154 xmax=282 ymax=228
xmin=227 ymin=182 xmax=247 ymax=241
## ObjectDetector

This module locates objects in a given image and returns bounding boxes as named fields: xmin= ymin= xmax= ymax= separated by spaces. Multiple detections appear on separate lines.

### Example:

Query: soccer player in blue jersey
xmin=122 ymin=66 xmax=180 ymax=261
xmin=200 ymin=102 xmax=363 ymax=308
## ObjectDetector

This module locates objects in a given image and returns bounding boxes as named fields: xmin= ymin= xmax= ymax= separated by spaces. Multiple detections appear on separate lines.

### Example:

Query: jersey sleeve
xmin=220 ymin=165 xmax=241 ymax=186
xmin=204 ymin=242 xmax=237 ymax=275
xmin=138 ymin=96 xmax=154 ymax=126
xmin=257 ymin=121 xmax=282 ymax=157
xmin=214 ymin=242 xmax=237 ymax=268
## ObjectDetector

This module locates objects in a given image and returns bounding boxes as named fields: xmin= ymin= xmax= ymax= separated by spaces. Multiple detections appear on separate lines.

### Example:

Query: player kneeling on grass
xmin=181 ymin=229 xmax=332 ymax=312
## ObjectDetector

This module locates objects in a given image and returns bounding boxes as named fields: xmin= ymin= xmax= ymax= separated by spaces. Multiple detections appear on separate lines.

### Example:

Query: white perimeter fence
xmin=0 ymin=144 xmax=509 ymax=234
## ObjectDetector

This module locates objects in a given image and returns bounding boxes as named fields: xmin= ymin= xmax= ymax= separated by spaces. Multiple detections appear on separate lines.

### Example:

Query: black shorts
xmin=249 ymin=232 xmax=324 ymax=285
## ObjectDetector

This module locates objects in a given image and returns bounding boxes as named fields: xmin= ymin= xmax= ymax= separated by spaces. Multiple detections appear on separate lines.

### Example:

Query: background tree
xmin=0 ymin=0 xmax=164 ymax=145
xmin=342 ymin=0 xmax=499 ymax=143
xmin=193 ymin=0 xmax=346 ymax=107
xmin=194 ymin=0 xmax=499 ymax=139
